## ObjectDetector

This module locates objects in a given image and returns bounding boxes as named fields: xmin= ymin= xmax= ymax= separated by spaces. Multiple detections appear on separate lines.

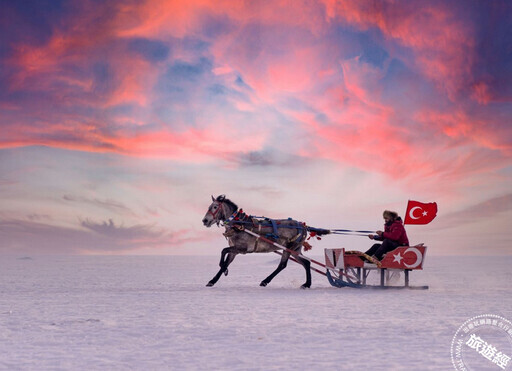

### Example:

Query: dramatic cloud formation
xmin=0 ymin=0 xmax=511 ymax=254
xmin=0 ymin=217 xmax=208 ymax=255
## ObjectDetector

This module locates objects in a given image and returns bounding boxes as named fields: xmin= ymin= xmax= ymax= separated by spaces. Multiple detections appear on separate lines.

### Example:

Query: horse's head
xmin=202 ymin=195 xmax=238 ymax=227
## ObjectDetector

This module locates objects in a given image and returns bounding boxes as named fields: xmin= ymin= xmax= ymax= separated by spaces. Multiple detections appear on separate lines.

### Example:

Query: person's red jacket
xmin=382 ymin=218 xmax=409 ymax=246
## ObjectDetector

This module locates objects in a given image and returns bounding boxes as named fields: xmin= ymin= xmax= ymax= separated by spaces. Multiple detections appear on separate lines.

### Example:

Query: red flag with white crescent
xmin=404 ymin=200 xmax=438 ymax=225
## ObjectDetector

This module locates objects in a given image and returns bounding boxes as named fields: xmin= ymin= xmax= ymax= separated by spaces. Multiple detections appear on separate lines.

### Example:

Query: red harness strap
xmin=207 ymin=202 xmax=223 ymax=218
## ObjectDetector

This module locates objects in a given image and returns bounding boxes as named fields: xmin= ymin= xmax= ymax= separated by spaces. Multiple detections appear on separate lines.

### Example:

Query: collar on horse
xmin=224 ymin=208 xmax=244 ymax=224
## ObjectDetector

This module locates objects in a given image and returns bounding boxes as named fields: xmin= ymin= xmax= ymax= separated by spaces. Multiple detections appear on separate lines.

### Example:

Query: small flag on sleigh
xmin=404 ymin=200 xmax=437 ymax=225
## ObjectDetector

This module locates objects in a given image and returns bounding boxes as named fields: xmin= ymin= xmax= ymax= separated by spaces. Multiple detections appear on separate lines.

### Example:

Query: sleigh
xmin=324 ymin=245 xmax=429 ymax=289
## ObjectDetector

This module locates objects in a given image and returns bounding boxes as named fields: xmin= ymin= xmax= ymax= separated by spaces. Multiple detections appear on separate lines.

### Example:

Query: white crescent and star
xmin=409 ymin=206 xmax=429 ymax=220
xmin=409 ymin=206 xmax=422 ymax=220
xmin=403 ymin=247 xmax=423 ymax=268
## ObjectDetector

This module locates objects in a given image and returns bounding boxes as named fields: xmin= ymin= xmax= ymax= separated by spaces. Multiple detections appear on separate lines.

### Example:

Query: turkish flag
xmin=404 ymin=200 xmax=438 ymax=225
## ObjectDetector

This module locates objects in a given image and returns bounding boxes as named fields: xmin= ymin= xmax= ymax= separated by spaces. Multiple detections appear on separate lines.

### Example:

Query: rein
xmin=218 ymin=206 xmax=373 ymax=239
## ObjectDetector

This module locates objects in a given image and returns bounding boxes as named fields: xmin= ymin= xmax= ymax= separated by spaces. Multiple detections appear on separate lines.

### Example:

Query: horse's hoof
xmin=260 ymin=281 xmax=268 ymax=287
xmin=223 ymin=269 xmax=229 ymax=276
xmin=206 ymin=282 xmax=214 ymax=287
xmin=300 ymin=284 xmax=310 ymax=289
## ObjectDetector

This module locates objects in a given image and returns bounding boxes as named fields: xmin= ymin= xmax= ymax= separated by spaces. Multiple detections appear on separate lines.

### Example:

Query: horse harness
xmin=223 ymin=209 xmax=307 ymax=252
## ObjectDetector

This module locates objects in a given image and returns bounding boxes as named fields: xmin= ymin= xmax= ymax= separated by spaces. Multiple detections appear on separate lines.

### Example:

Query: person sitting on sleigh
xmin=365 ymin=210 xmax=409 ymax=261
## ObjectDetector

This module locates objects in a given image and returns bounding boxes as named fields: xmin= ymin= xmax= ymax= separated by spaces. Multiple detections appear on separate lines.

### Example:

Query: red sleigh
xmin=324 ymin=244 xmax=429 ymax=289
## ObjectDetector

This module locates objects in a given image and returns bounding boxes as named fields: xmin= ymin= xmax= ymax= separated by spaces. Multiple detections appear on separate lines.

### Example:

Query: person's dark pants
xmin=365 ymin=239 xmax=400 ymax=260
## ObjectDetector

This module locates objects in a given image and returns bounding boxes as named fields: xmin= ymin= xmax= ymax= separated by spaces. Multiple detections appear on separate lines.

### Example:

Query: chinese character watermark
xmin=465 ymin=334 xmax=511 ymax=369
xmin=451 ymin=314 xmax=512 ymax=371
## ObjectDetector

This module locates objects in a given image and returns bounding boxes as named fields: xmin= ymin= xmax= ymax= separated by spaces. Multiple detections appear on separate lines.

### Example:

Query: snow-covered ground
xmin=1 ymin=254 xmax=511 ymax=370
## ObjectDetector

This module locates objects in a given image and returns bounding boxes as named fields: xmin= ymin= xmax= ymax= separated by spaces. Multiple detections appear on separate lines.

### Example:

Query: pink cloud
xmin=290 ymin=54 xmax=512 ymax=189
xmin=0 ymin=122 xmax=267 ymax=162
xmin=3 ymin=0 xmax=510 ymax=184
xmin=9 ymin=30 xmax=158 ymax=109
xmin=115 ymin=0 xmax=327 ymax=40
xmin=321 ymin=0 xmax=478 ymax=102
xmin=415 ymin=109 xmax=512 ymax=155
xmin=471 ymin=82 xmax=493 ymax=105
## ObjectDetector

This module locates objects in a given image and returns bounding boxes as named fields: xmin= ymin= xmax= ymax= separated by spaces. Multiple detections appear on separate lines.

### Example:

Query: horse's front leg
xmin=207 ymin=248 xmax=237 ymax=287
xmin=218 ymin=246 xmax=230 ymax=267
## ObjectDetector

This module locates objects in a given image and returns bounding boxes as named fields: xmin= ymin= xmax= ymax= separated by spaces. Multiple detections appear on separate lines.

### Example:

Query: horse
xmin=202 ymin=195 xmax=313 ymax=288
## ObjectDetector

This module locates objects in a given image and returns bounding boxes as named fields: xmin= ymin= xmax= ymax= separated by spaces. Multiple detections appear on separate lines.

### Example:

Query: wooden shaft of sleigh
xmin=243 ymin=229 xmax=356 ymax=280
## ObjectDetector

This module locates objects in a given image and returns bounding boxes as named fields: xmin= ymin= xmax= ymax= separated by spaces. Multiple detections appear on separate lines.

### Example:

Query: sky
xmin=1 ymin=0 xmax=511 ymax=256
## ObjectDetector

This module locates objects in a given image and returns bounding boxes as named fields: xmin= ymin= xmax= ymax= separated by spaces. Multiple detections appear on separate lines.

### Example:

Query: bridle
xmin=207 ymin=201 xmax=224 ymax=220
xmin=206 ymin=195 xmax=239 ymax=227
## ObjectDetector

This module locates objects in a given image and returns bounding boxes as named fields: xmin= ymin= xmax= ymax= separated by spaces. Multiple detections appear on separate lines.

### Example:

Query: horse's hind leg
xmin=260 ymin=251 xmax=290 ymax=287
xmin=295 ymin=255 xmax=312 ymax=289
xmin=207 ymin=248 xmax=237 ymax=287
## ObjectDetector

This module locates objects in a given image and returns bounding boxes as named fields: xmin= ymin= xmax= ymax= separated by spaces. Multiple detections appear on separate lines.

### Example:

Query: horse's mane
xmin=216 ymin=195 xmax=238 ymax=214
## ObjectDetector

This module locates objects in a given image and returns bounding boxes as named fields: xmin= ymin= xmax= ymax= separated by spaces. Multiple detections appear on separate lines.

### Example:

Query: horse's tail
xmin=303 ymin=225 xmax=330 ymax=251
xmin=306 ymin=225 xmax=331 ymax=236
